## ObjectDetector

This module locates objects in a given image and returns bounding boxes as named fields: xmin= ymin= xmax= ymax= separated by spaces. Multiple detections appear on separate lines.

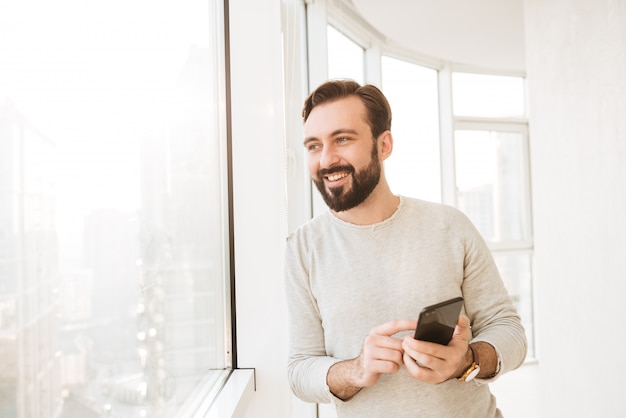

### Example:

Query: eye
xmin=336 ymin=136 xmax=349 ymax=144
xmin=306 ymin=142 xmax=321 ymax=152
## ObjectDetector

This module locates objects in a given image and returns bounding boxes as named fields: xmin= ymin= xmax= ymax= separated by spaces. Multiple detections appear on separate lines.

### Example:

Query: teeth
xmin=327 ymin=173 xmax=347 ymax=181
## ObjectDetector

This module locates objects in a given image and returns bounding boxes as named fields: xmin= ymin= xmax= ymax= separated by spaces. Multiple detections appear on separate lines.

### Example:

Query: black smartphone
xmin=413 ymin=297 xmax=464 ymax=345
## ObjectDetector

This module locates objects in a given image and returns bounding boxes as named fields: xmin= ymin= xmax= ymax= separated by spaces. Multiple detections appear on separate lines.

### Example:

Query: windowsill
xmin=204 ymin=369 xmax=255 ymax=418
xmin=177 ymin=369 xmax=255 ymax=418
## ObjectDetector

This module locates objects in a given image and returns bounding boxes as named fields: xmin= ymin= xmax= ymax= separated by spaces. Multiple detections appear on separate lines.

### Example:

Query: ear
xmin=378 ymin=130 xmax=393 ymax=161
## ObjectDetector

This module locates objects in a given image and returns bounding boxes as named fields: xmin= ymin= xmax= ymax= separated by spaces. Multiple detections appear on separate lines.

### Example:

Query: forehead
xmin=304 ymin=95 xmax=369 ymax=138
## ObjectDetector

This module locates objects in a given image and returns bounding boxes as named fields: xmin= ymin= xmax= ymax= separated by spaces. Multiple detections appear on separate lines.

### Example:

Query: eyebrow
xmin=303 ymin=128 xmax=360 ymax=146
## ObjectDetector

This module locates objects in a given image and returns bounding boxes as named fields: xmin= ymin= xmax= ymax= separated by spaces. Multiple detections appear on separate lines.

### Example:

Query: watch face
xmin=466 ymin=365 xmax=480 ymax=381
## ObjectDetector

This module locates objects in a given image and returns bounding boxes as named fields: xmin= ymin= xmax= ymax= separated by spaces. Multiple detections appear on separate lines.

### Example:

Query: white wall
xmin=524 ymin=0 xmax=626 ymax=416
xmin=229 ymin=0 xmax=292 ymax=416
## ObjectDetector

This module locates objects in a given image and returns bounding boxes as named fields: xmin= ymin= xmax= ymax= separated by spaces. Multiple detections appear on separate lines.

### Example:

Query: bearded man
xmin=285 ymin=79 xmax=527 ymax=418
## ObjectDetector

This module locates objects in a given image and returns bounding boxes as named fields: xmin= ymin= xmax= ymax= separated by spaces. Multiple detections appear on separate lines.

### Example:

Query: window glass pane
xmin=0 ymin=1 xmax=228 ymax=416
xmin=327 ymin=25 xmax=364 ymax=84
xmin=454 ymin=130 xmax=529 ymax=243
xmin=452 ymin=73 xmax=525 ymax=118
xmin=382 ymin=56 xmax=441 ymax=202
xmin=492 ymin=252 xmax=535 ymax=358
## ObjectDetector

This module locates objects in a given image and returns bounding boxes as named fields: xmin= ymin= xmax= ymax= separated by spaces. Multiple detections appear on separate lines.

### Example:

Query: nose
xmin=319 ymin=143 xmax=339 ymax=169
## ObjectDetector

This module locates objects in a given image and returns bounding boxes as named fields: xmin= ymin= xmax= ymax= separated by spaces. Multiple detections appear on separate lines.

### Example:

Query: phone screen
xmin=413 ymin=297 xmax=464 ymax=345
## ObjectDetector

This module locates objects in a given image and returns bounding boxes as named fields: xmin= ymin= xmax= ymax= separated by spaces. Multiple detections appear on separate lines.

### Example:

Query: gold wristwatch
xmin=458 ymin=344 xmax=480 ymax=382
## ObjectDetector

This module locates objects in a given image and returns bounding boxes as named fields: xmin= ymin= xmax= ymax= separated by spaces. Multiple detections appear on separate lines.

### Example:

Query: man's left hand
xmin=401 ymin=314 xmax=471 ymax=384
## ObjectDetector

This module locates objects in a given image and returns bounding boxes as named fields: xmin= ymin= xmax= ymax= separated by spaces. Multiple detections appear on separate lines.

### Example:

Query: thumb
xmin=453 ymin=314 xmax=471 ymax=343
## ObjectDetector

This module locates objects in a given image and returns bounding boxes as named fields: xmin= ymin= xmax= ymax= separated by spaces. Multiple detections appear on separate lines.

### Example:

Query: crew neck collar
xmin=327 ymin=195 xmax=405 ymax=229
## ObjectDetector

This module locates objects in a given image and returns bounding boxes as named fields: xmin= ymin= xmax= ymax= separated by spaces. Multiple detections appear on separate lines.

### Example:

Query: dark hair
xmin=302 ymin=79 xmax=392 ymax=139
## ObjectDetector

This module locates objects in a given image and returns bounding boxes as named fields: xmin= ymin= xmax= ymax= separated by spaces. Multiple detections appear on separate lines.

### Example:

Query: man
xmin=285 ymin=79 xmax=527 ymax=417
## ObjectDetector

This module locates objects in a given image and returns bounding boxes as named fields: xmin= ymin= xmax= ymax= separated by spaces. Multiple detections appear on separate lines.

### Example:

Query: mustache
xmin=317 ymin=165 xmax=355 ymax=178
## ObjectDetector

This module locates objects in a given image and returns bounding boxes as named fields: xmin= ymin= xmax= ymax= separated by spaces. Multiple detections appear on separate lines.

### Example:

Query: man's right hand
xmin=327 ymin=319 xmax=416 ymax=400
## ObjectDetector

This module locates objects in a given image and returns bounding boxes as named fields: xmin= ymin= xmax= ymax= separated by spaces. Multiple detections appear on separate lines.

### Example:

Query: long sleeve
xmin=284 ymin=230 xmax=339 ymax=403
xmin=454 ymin=209 xmax=528 ymax=378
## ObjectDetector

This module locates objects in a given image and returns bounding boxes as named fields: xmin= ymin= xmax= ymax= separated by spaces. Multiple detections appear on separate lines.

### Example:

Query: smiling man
xmin=285 ymin=79 xmax=527 ymax=417
xmin=304 ymin=94 xmax=385 ymax=216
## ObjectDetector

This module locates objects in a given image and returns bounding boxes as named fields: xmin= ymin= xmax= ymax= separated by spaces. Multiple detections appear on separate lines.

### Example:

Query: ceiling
xmin=351 ymin=0 xmax=526 ymax=74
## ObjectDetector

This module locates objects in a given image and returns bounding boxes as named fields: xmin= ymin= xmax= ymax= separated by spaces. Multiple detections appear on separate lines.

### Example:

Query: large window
xmin=452 ymin=72 xmax=534 ymax=357
xmin=452 ymin=72 xmax=526 ymax=118
xmin=309 ymin=3 xmax=535 ymax=365
xmin=327 ymin=25 xmax=364 ymax=84
xmin=381 ymin=56 xmax=441 ymax=203
xmin=0 ymin=1 xmax=231 ymax=416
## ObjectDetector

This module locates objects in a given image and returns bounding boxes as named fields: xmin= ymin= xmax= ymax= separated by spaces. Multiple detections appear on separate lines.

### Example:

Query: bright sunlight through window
xmin=0 ymin=1 xmax=230 ymax=416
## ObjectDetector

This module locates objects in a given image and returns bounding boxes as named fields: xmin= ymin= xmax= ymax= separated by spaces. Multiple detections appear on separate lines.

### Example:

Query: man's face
xmin=303 ymin=96 xmax=381 ymax=212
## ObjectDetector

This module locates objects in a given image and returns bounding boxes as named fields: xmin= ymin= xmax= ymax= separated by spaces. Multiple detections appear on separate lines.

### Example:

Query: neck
xmin=331 ymin=181 xmax=400 ymax=225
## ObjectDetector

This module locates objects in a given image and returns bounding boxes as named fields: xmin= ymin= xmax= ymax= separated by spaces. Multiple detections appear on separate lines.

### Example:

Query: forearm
xmin=327 ymin=358 xmax=363 ymax=401
xmin=473 ymin=341 xmax=498 ymax=378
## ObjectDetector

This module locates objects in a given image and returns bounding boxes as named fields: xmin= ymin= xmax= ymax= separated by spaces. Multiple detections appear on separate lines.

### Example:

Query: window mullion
xmin=438 ymin=64 xmax=456 ymax=206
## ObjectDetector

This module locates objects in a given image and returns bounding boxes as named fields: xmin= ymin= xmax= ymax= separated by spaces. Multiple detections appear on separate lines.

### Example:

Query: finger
xmin=366 ymin=346 xmax=404 ymax=369
xmin=369 ymin=358 xmax=403 ymax=375
xmin=370 ymin=319 xmax=417 ymax=337
xmin=361 ymin=339 xmax=405 ymax=373
xmin=403 ymin=335 xmax=445 ymax=358
xmin=403 ymin=352 xmax=439 ymax=382
xmin=403 ymin=351 xmax=423 ymax=374
xmin=402 ymin=336 xmax=444 ymax=365
xmin=401 ymin=336 xmax=420 ymax=359
xmin=403 ymin=347 xmax=434 ymax=370
xmin=451 ymin=315 xmax=471 ymax=344
xmin=457 ymin=314 xmax=470 ymax=330
xmin=363 ymin=335 xmax=402 ymax=357
xmin=404 ymin=350 xmax=454 ymax=384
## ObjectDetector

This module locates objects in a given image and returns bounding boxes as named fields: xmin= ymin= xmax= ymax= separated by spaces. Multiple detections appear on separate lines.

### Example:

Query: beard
xmin=313 ymin=144 xmax=381 ymax=212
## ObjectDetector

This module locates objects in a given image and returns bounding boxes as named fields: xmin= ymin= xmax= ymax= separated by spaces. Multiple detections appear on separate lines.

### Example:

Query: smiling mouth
xmin=326 ymin=172 xmax=349 ymax=182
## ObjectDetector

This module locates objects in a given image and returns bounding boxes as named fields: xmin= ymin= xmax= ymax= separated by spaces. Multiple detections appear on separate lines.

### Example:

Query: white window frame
xmin=451 ymin=120 xmax=532 ymax=249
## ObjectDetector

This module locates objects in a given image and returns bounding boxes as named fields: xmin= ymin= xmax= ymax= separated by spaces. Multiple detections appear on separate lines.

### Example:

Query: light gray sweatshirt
xmin=285 ymin=196 xmax=527 ymax=418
